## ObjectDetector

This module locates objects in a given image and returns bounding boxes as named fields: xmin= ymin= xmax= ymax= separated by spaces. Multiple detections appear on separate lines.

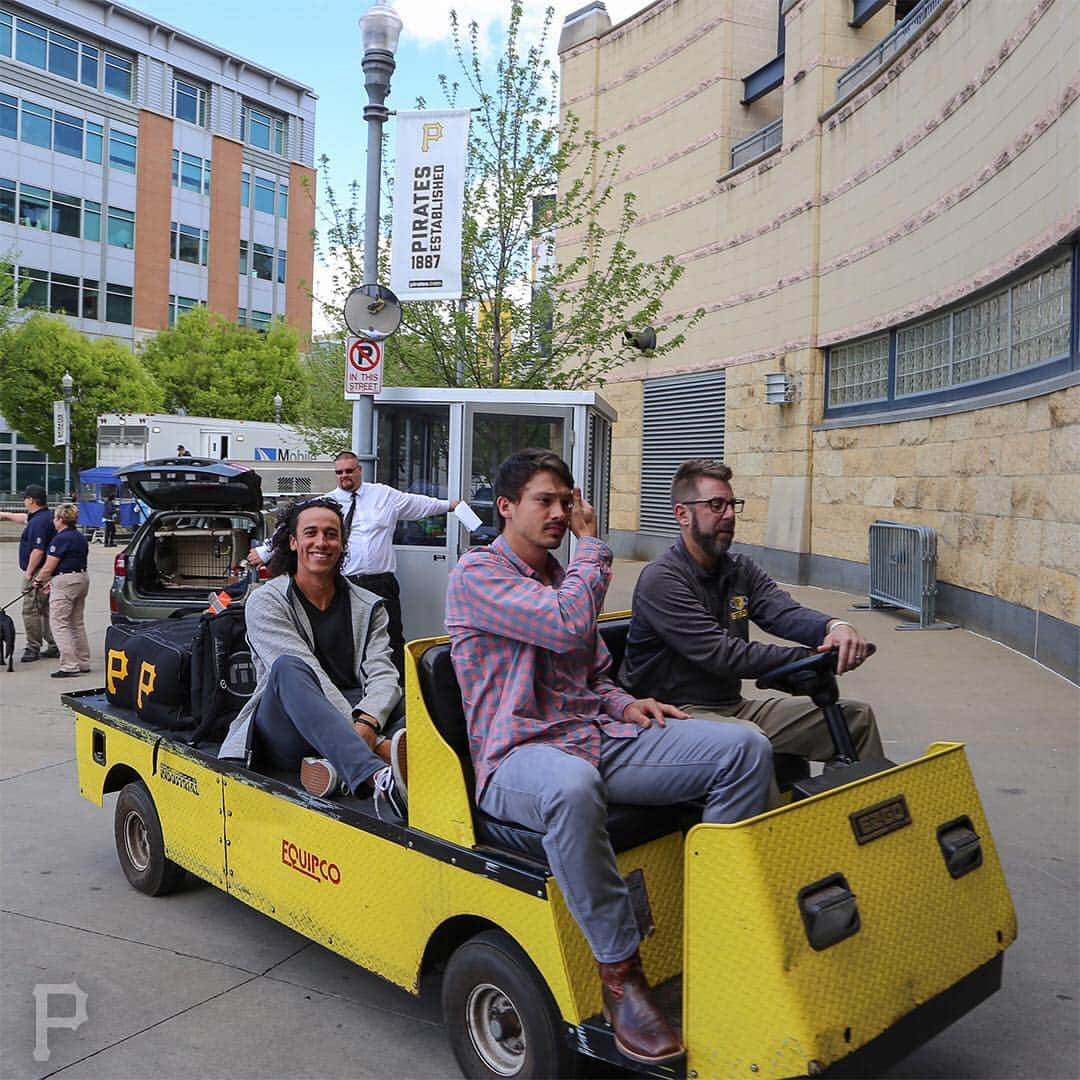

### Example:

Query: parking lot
xmin=1 ymin=539 xmax=1077 ymax=1079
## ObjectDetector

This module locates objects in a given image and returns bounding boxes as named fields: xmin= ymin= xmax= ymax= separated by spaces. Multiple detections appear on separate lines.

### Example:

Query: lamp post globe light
xmin=61 ymin=371 xmax=74 ymax=499
xmin=353 ymin=0 xmax=403 ymax=481
xmin=273 ymin=391 xmax=283 ymax=423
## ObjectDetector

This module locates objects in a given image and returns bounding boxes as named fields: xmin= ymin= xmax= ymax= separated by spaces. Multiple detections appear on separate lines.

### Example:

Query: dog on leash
xmin=0 ymin=609 xmax=15 ymax=672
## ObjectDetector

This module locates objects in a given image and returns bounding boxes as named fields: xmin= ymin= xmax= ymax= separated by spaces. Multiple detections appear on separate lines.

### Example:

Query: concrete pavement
xmin=1 ymin=540 xmax=1077 ymax=1079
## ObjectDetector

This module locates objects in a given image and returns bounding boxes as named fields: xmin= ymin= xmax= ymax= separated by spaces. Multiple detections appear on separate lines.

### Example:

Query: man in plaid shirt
xmin=446 ymin=449 xmax=772 ymax=1065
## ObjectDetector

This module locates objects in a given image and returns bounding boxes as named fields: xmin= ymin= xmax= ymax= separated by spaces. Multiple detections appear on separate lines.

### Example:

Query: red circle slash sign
xmin=348 ymin=339 xmax=381 ymax=372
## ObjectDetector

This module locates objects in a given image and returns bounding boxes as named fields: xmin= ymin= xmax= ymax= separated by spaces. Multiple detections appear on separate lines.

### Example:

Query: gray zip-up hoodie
xmin=218 ymin=574 xmax=401 ymax=762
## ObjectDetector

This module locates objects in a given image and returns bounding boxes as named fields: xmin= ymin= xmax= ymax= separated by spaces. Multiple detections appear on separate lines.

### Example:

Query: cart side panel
xmin=150 ymin=746 xmax=228 ymax=889
xmin=548 ymin=829 xmax=687 ymax=1024
xmin=74 ymin=709 xmax=157 ymax=807
xmin=404 ymin=637 xmax=477 ymax=848
xmin=684 ymin=743 xmax=1017 ymax=1079
xmin=221 ymin=774 xmax=577 ymax=1009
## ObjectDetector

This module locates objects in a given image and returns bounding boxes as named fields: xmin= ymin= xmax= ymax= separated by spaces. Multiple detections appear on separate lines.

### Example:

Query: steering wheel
xmin=755 ymin=643 xmax=876 ymax=695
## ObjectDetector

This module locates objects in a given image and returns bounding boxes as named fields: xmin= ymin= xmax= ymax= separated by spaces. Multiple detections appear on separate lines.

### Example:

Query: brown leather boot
xmin=598 ymin=951 xmax=684 ymax=1064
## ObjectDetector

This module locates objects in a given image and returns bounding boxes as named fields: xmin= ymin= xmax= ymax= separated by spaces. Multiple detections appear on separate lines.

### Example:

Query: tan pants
xmin=19 ymin=570 xmax=53 ymax=652
xmin=684 ymin=696 xmax=883 ymax=807
xmin=49 ymin=572 xmax=90 ymax=672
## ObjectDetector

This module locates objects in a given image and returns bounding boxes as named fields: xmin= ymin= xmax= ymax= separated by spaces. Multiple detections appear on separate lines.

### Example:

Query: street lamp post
xmin=354 ymin=0 xmax=402 ymax=481
xmin=273 ymin=392 xmax=283 ymax=423
xmin=61 ymin=371 xmax=74 ymax=499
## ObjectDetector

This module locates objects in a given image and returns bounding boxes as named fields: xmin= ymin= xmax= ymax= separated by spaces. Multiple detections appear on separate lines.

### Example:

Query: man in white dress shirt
xmin=250 ymin=450 xmax=457 ymax=677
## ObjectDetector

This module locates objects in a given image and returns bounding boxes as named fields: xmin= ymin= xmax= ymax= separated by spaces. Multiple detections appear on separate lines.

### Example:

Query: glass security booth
xmin=373 ymin=387 xmax=616 ymax=642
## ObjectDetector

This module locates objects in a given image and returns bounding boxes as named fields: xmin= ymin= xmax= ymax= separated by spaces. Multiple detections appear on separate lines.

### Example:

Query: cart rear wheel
xmin=442 ymin=929 xmax=577 ymax=1079
xmin=114 ymin=781 xmax=186 ymax=896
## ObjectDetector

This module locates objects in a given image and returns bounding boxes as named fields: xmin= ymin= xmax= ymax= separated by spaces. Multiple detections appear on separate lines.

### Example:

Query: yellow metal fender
xmin=683 ymin=742 xmax=1017 ymax=1079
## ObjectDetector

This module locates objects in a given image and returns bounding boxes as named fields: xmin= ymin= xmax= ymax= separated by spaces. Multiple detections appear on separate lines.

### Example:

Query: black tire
xmin=442 ymin=929 xmax=578 ymax=1080
xmin=113 ymin=781 xmax=186 ymax=896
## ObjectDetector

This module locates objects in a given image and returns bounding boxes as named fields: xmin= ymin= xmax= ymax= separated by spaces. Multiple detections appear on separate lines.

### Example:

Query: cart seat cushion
xmin=418 ymin=624 xmax=697 ymax=861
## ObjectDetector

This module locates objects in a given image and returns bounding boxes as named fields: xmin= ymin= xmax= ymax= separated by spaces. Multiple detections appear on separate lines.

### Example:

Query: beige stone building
xmin=558 ymin=0 xmax=1078 ymax=680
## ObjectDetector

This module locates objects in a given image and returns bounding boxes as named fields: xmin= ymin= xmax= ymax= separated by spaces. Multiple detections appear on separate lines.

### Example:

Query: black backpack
xmin=189 ymin=605 xmax=256 ymax=745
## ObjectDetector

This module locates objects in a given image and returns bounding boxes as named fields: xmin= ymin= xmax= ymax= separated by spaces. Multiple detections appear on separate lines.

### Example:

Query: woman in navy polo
xmin=33 ymin=503 xmax=91 ymax=678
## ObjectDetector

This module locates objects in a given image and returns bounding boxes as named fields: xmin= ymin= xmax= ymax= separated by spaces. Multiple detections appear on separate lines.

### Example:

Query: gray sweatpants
xmin=477 ymin=719 xmax=772 ymax=964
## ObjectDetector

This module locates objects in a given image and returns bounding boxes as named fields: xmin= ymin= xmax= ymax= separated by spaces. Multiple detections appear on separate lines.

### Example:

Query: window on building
xmin=105 ymin=282 xmax=133 ymax=324
xmin=0 ymin=12 xmax=11 ymax=58
xmin=103 ymin=52 xmax=132 ymax=99
xmin=0 ymin=93 xmax=15 ymax=140
xmin=53 ymin=111 xmax=82 ymax=158
xmin=171 ymin=222 xmax=208 ymax=265
xmin=168 ymin=294 xmax=200 ymax=326
xmin=18 ymin=267 xmax=48 ymax=309
xmin=239 ymin=240 xmax=249 ymax=276
xmin=52 ymin=191 xmax=81 ymax=237
xmin=82 ymin=278 xmax=98 ymax=320
xmin=108 ymin=129 xmax=136 ymax=173
xmin=276 ymin=250 xmax=287 ymax=284
xmin=250 ymin=309 xmax=272 ymax=332
xmin=18 ymin=184 xmax=50 ymax=230
xmin=83 ymin=200 xmax=101 ymax=241
xmin=253 ymin=176 xmax=275 ymax=215
xmin=252 ymin=242 xmax=274 ymax=281
xmin=50 ymin=272 xmax=79 ymax=316
xmin=173 ymin=77 xmax=207 ymax=127
xmin=825 ymin=254 xmax=1075 ymax=415
xmin=240 ymin=171 xmax=250 ymax=208
xmin=278 ymin=183 xmax=288 ymax=218
xmin=21 ymin=101 xmax=52 ymax=148
xmin=242 ymin=103 xmax=286 ymax=155
xmin=107 ymin=206 xmax=135 ymax=249
xmin=828 ymin=335 xmax=889 ymax=407
xmin=47 ymin=29 xmax=78 ymax=80
xmin=80 ymin=43 xmax=98 ymax=88
xmin=86 ymin=120 xmax=102 ymax=163
xmin=14 ymin=17 xmax=46 ymax=69
xmin=0 ymin=177 xmax=14 ymax=223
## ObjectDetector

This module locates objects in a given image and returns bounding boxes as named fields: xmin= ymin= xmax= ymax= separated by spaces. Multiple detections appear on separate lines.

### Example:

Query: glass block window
xmin=953 ymin=291 xmax=1009 ymax=384
xmin=827 ymin=335 xmax=888 ymax=407
xmin=1011 ymin=257 xmax=1070 ymax=371
xmin=896 ymin=313 xmax=951 ymax=397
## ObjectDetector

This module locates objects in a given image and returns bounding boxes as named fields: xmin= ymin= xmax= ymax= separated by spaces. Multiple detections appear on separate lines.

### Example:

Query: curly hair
xmin=267 ymin=497 xmax=348 ymax=578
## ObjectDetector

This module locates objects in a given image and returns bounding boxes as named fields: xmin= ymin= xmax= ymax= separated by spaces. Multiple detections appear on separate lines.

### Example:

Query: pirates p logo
xmin=106 ymin=649 xmax=129 ymax=696
xmin=136 ymin=661 xmax=157 ymax=709
xmin=421 ymin=121 xmax=444 ymax=152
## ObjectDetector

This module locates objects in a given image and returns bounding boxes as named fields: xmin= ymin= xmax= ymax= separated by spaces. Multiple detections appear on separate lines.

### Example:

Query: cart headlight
xmin=798 ymin=874 xmax=860 ymax=951
xmin=937 ymin=816 xmax=983 ymax=879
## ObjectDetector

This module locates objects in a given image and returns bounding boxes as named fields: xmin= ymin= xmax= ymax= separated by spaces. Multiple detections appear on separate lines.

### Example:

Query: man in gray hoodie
xmin=219 ymin=497 xmax=405 ymax=815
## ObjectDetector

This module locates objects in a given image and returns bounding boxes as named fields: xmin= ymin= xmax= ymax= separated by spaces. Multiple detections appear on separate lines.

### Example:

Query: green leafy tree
xmin=0 ymin=254 xmax=28 ymax=332
xmin=0 ymin=314 xmax=162 ymax=471
xmin=139 ymin=306 xmax=307 ymax=421
xmin=315 ymin=2 xmax=701 ymax=390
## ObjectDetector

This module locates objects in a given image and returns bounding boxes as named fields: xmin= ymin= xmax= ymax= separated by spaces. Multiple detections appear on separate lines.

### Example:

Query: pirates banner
xmin=390 ymin=109 xmax=470 ymax=302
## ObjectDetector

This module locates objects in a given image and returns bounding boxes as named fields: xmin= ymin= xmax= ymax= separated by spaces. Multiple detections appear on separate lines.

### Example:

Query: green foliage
xmin=0 ymin=254 xmax=27 ymax=332
xmin=314 ymin=1 xmax=701 ymax=390
xmin=0 ymin=314 xmax=162 ymax=470
xmin=139 ymin=307 xmax=306 ymax=422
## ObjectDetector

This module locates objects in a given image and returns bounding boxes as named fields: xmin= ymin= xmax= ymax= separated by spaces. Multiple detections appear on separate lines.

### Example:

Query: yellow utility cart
xmin=64 ymin=616 xmax=1016 ymax=1079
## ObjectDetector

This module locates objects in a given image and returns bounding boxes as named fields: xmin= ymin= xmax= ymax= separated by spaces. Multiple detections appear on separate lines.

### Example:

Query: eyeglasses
xmin=681 ymin=497 xmax=745 ymax=515
xmin=334 ymin=467 xmax=358 ymax=475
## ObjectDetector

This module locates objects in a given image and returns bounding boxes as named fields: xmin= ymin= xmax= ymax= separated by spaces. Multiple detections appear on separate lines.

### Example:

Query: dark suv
xmin=110 ymin=458 xmax=269 ymax=622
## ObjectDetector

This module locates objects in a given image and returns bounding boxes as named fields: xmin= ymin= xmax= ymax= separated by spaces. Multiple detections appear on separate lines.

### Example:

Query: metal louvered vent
xmin=640 ymin=370 xmax=726 ymax=536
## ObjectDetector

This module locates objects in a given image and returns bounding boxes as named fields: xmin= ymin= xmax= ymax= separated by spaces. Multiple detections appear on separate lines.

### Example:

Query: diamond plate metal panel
xmin=684 ymin=743 xmax=1016 ymax=1078
xmin=73 ymin=709 xmax=157 ymax=807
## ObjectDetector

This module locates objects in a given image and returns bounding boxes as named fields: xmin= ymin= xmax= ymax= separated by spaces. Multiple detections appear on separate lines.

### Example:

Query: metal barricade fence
xmin=861 ymin=520 xmax=955 ymax=630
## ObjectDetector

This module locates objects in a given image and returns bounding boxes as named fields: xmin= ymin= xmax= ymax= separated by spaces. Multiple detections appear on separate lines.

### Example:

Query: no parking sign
xmin=344 ymin=336 xmax=383 ymax=398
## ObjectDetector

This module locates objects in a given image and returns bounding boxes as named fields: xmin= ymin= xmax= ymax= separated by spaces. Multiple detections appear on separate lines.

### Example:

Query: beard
xmin=690 ymin=513 xmax=733 ymax=560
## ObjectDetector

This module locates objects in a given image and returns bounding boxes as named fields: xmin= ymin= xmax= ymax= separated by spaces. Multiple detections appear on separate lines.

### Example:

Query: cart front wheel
xmin=113 ymin=781 xmax=186 ymax=896
xmin=442 ymin=929 xmax=577 ymax=1079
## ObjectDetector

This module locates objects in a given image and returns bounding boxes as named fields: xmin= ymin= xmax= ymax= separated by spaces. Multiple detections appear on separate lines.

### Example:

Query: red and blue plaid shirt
xmin=446 ymin=535 xmax=639 ymax=800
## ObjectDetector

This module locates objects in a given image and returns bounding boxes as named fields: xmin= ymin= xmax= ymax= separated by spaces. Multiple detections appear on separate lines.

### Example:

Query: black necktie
xmin=344 ymin=491 xmax=357 ymax=532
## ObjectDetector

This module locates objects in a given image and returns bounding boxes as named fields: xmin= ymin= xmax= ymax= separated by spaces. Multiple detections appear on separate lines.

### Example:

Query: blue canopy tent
xmin=77 ymin=467 xmax=139 ymax=529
